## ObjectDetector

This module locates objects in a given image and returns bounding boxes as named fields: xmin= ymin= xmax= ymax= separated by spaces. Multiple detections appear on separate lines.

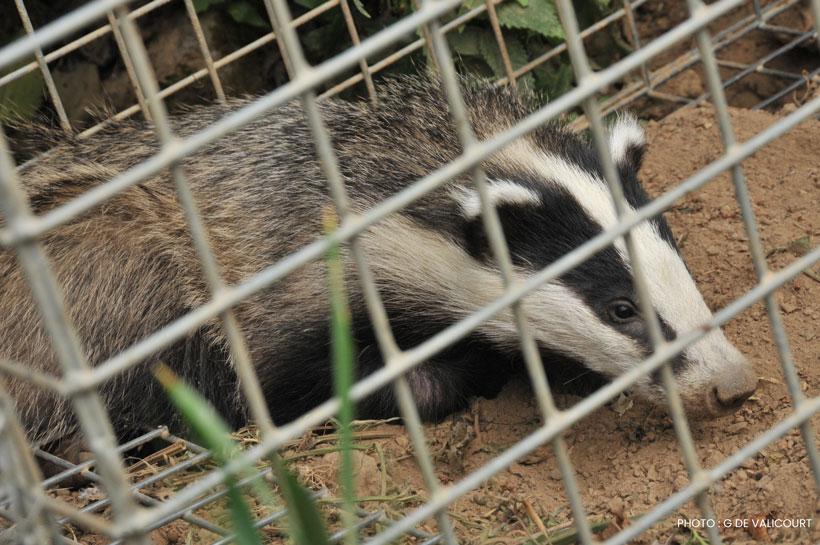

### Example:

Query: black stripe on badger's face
xmin=530 ymin=115 xmax=678 ymax=251
xmin=457 ymin=177 xmax=676 ymax=366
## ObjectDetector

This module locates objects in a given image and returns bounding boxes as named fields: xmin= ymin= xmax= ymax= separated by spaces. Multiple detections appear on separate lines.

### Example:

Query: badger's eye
xmin=607 ymin=300 xmax=639 ymax=323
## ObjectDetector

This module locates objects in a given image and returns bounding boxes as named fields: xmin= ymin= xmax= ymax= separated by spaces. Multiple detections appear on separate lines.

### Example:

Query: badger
xmin=1 ymin=78 xmax=758 ymax=445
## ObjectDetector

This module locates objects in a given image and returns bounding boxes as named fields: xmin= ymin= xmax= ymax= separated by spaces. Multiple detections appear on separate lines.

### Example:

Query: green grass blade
xmin=156 ymin=365 xmax=330 ymax=544
xmin=522 ymin=519 xmax=611 ymax=544
xmin=272 ymin=454 xmax=332 ymax=545
xmin=155 ymin=365 xmax=263 ymax=545
xmin=323 ymin=209 xmax=358 ymax=545
xmin=226 ymin=476 xmax=264 ymax=545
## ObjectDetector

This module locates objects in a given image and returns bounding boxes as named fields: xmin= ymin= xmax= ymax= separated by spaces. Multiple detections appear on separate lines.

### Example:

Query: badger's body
xmin=1 ymin=79 xmax=757 ymax=442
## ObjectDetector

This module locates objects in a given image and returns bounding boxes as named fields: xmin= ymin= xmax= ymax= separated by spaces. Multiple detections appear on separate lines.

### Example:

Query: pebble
xmin=727 ymin=421 xmax=748 ymax=434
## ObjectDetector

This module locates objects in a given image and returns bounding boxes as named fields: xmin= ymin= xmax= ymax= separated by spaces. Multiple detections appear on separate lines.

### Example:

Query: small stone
xmin=727 ymin=421 xmax=748 ymax=434
xmin=609 ymin=497 xmax=625 ymax=518
xmin=324 ymin=451 xmax=382 ymax=498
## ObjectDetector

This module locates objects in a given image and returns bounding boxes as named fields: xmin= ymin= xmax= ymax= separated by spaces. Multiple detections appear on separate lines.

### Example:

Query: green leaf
xmin=351 ymin=0 xmax=372 ymax=18
xmin=788 ymin=235 xmax=811 ymax=256
xmin=459 ymin=0 xmax=484 ymax=12
xmin=154 ymin=366 xmax=278 ymax=506
xmin=293 ymin=0 xmax=326 ymax=9
xmin=532 ymin=58 xmax=574 ymax=98
xmin=156 ymin=366 xmax=331 ymax=544
xmin=302 ymin=25 xmax=333 ymax=51
xmin=301 ymin=16 xmax=346 ymax=53
xmin=457 ymin=0 xmax=486 ymax=19
xmin=192 ymin=0 xmax=224 ymax=12
xmin=155 ymin=365 xmax=268 ymax=544
xmin=228 ymin=1 xmax=268 ymax=28
xmin=496 ymin=0 xmax=563 ymax=40
xmin=0 ymin=61 xmax=45 ymax=123
xmin=448 ymin=26 xmax=483 ymax=57
xmin=477 ymin=29 xmax=530 ymax=82
xmin=272 ymin=455 xmax=332 ymax=545
xmin=227 ymin=479 xmax=264 ymax=545
xmin=324 ymin=209 xmax=359 ymax=545
xmin=155 ymin=365 xmax=235 ymax=461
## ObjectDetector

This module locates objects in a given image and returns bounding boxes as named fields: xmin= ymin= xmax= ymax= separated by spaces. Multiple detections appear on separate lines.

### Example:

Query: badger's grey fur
xmin=1 ymin=78 xmax=758 ymax=443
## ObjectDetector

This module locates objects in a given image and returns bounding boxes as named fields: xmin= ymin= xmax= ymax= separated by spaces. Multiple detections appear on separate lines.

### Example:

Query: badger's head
xmin=450 ymin=116 xmax=758 ymax=419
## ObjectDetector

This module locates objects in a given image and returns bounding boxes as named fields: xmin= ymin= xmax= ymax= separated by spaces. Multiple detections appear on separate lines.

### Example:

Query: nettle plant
xmin=195 ymin=0 xmax=628 ymax=98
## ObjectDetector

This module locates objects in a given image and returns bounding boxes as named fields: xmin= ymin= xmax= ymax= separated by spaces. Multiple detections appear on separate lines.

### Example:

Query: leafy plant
xmin=0 ymin=57 xmax=45 ymax=123
xmin=190 ymin=0 xmax=623 ymax=100
xmin=445 ymin=0 xmax=622 ymax=95
xmin=192 ymin=0 xmax=268 ymax=28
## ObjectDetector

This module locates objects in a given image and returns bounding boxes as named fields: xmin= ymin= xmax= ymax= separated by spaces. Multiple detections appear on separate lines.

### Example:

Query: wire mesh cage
xmin=1 ymin=0 xmax=819 ymax=544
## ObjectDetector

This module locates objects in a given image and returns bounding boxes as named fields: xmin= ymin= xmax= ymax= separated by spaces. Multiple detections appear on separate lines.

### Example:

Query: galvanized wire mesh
xmin=0 ymin=426 xmax=444 ymax=545
xmin=0 ymin=0 xmax=819 ymax=544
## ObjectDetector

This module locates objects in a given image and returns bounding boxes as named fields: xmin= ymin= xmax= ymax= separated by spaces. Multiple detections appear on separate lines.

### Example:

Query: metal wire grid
xmin=0 ymin=0 xmax=818 ymax=544
xmin=2 ymin=0 xmax=818 ymax=142
xmin=0 ymin=428 xmax=444 ymax=545
xmin=581 ymin=0 xmax=820 ymax=127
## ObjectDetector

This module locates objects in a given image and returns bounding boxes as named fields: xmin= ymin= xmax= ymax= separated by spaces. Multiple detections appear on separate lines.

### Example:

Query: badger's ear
xmin=451 ymin=181 xmax=542 ymax=261
xmin=451 ymin=180 xmax=541 ymax=220
xmin=608 ymin=114 xmax=645 ymax=172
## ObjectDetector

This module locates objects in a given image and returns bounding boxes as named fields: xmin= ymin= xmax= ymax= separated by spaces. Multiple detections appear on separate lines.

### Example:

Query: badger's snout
xmin=653 ymin=332 xmax=759 ymax=419
xmin=676 ymin=338 xmax=759 ymax=418
xmin=706 ymin=358 xmax=758 ymax=416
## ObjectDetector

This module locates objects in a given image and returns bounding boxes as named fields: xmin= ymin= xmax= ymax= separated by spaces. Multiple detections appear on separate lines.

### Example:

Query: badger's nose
xmin=712 ymin=361 xmax=758 ymax=412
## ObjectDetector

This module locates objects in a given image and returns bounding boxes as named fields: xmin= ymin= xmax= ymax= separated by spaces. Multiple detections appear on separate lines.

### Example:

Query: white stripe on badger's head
xmin=608 ymin=114 xmax=645 ymax=170
xmin=450 ymin=180 xmax=541 ymax=218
